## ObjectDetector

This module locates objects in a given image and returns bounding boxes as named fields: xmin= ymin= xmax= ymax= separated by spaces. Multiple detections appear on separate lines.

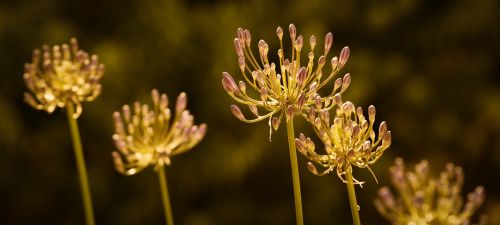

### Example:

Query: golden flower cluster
xmin=112 ymin=89 xmax=207 ymax=175
xmin=23 ymin=38 xmax=104 ymax=118
xmin=375 ymin=158 xmax=486 ymax=225
xmin=296 ymin=95 xmax=391 ymax=184
xmin=222 ymin=24 xmax=351 ymax=136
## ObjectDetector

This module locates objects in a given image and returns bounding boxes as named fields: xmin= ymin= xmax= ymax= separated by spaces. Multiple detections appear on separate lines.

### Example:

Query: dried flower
xmin=222 ymin=24 xmax=351 ymax=137
xmin=112 ymin=89 xmax=207 ymax=175
xmin=295 ymin=96 xmax=391 ymax=184
xmin=374 ymin=158 xmax=487 ymax=225
xmin=23 ymin=38 xmax=104 ymax=118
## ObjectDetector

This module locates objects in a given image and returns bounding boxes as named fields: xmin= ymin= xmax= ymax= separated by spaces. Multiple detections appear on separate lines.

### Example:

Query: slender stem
xmin=346 ymin=166 xmax=361 ymax=225
xmin=285 ymin=119 xmax=304 ymax=225
xmin=66 ymin=103 xmax=95 ymax=225
xmin=158 ymin=167 xmax=174 ymax=225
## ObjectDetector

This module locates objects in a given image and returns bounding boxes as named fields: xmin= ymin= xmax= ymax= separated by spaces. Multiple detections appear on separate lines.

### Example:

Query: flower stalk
xmin=286 ymin=118 xmax=304 ymax=225
xmin=158 ymin=167 xmax=174 ymax=225
xmin=346 ymin=166 xmax=361 ymax=225
xmin=66 ymin=103 xmax=95 ymax=225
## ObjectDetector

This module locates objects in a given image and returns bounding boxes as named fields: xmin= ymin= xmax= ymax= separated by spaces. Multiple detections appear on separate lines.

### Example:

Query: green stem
xmin=346 ymin=166 xmax=361 ymax=225
xmin=285 ymin=119 xmax=304 ymax=225
xmin=158 ymin=167 xmax=174 ymax=225
xmin=66 ymin=103 xmax=95 ymax=225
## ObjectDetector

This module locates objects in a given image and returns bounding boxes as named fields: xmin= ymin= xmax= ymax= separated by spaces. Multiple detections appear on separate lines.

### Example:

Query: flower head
xmin=23 ymin=38 xmax=104 ymax=119
xmin=374 ymin=158 xmax=487 ymax=225
xmin=295 ymin=96 xmax=391 ymax=184
xmin=222 ymin=24 xmax=351 ymax=137
xmin=112 ymin=89 xmax=207 ymax=175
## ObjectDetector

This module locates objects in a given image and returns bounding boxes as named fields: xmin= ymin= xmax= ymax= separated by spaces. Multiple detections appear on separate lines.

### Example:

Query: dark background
xmin=0 ymin=0 xmax=499 ymax=224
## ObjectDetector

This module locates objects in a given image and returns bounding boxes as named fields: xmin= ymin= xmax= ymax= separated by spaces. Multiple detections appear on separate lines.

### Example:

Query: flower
xmin=222 ymin=24 xmax=351 ymax=137
xmin=23 ymin=38 xmax=104 ymax=119
xmin=374 ymin=158 xmax=487 ymax=225
xmin=111 ymin=89 xmax=207 ymax=175
xmin=295 ymin=95 xmax=391 ymax=184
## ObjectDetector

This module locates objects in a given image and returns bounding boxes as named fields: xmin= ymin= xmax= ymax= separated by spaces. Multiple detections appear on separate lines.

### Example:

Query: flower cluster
xmin=222 ymin=24 xmax=351 ymax=136
xmin=296 ymin=95 xmax=391 ymax=183
xmin=23 ymin=38 xmax=104 ymax=118
xmin=374 ymin=158 xmax=486 ymax=225
xmin=112 ymin=89 xmax=207 ymax=175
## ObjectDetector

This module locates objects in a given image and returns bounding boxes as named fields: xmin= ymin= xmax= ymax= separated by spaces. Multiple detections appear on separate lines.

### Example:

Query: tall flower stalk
xmin=112 ymin=89 xmax=206 ymax=225
xmin=296 ymin=96 xmax=392 ymax=225
xmin=23 ymin=38 xmax=103 ymax=225
xmin=374 ymin=158 xmax=487 ymax=225
xmin=222 ymin=24 xmax=351 ymax=225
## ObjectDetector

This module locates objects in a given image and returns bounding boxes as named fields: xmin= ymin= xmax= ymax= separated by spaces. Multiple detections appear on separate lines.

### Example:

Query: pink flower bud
xmin=339 ymin=46 xmax=350 ymax=69
xmin=276 ymin=26 xmax=283 ymax=40
xmin=289 ymin=24 xmax=296 ymax=41
xmin=234 ymin=38 xmax=244 ymax=58
xmin=324 ymin=32 xmax=333 ymax=55
xmin=310 ymin=35 xmax=316 ymax=50
xmin=175 ymin=92 xmax=187 ymax=113
xmin=230 ymin=105 xmax=245 ymax=121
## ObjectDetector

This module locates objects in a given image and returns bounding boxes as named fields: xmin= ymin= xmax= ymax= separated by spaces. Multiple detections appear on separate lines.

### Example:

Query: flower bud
xmin=244 ymin=29 xmax=251 ymax=46
xmin=318 ymin=55 xmax=326 ymax=67
xmin=238 ymin=57 xmax=246 ymax=70
xmin=271 ymin=116 xmax=280 ymax=131
xmin=368 ymin=105 xmax=376 ymax=122
xmin=286 ymin=105 xmax=294 ymax=120
xmin=236 ymin=81 xmax=246 ymax=93
xmin=297 ymin=92 xmax=306 ymax=111
xmin=151 ymin=89 xmax=160 ymax=106
xmin=331 ymin=56 xmax=338 ymax=71
xmin=308 ymin=107 xmax=316 ymax=122
xmin=237 ymin=27 xmax=244 ymax=42
xmin=295 ymin=35 xmax=303 ymax=51
xmin=341 ymin=73 xmax=351 ymax=92
xmin=112 ymin=151 xmax=126 ymax=174
xmin=379 ymin=121 xmax=387 ymax=138
xmin=382 ymin=131 xmax=391 ymax=147
xmin=339 ymin=46 xmax=350 ymax=69
xmin=378 ymin=186 xmax=395 ymax=208
xmin=276 ymin=26 xmax=283 ymax=40
xmin=310 ymin=35 xmax=316 ymax=50
xmin=297 ymin=67 xmax=307 ymax=87
xmin=222 ymin=72 xmax=240 ymax=95
xmin=307 ymin=162 xmax=319 ymax=175
xmin=230 ymin=105 xmax=245 ymax=121
xmin=249 ymin=104 xmax=259 ymax=116
xmin=324 ymin=32 xmax=333 ymax=55
xmin=260 ymin=87 xmax=268 ymax=101
xmin=234 ymin=38 xmax=244 ymax=57
xmin=295 ymin=138 xmax=305 ymax=152
xmin=176 ymin=92 xmax=187 ymax=113
xmin=289 ymin=24 xmax=297 ymax=41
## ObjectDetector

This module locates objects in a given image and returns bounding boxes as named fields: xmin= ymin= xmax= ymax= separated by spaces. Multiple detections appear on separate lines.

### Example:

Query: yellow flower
xmin=23 ymin=38 xmax=104 ymax=118
xmin=374 ymin=158 xmax=487 ymax=225
xmin=295 ymin=95 xmax=391 ymax=184
xmin=222 ymin=24 xmax=351 ymax=137
xmin=112 ymin=89 xmax=207 ymax=175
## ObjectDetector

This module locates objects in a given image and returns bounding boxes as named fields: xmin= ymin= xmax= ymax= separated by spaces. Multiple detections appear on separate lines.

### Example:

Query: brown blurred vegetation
xmin=0 ymin=0 xmax=499 ymax=224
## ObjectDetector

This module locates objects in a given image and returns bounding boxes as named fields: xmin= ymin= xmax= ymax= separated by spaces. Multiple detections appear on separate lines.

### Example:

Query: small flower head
xmin=295 ymin=96 xmax=391 ymax=184
xmin=23 ymin=38 xmax=104 ymax=118
xmin=222 ymin=24 xmax=351 ymax=137
xmin=111 ymin=89 xmax=207 ymax=175
xmin=374 ymin=158 xmax=487 ymax=225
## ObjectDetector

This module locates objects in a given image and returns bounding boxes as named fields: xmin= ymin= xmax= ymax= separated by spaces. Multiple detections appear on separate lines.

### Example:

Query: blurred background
xmin=1 ymin=0 xmax=499 ymax=224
